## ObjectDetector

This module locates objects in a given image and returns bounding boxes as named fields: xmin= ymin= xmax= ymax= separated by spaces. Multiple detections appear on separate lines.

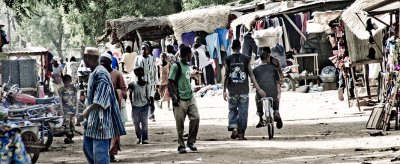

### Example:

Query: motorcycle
xmin=2 ymin=84 xmax=58 ymax=106
xmin=1 ymin=84 xmax=66 ymax=147
xmin=281 ymin=64 xmax=299 ymax=92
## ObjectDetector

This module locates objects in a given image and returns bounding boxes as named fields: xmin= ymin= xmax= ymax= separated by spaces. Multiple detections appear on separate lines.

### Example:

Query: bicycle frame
xmin=261 ymin=97 xmax=274 ymax=123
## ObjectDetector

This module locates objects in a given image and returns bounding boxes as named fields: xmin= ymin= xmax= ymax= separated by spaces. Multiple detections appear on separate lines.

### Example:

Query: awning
xmin=364 ymin=0 xmax=400 ymax=15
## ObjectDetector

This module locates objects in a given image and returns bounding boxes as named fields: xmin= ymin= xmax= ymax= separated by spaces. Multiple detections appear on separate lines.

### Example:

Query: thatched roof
xmin=168 ymin=5 xmax=232 ymax=41
xmin=98 ymin=16 xmax=173 ymax=44
xmin=342 ymin=0 xmax=391 ymax=40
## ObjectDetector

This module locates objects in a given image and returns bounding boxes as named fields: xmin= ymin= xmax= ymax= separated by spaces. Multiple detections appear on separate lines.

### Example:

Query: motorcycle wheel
xmin=39 ymin=122 xmax=53 ymax=151
xmin=21 ymin=131 xmax=41 ymax=164
xmin=281 ymin=77 xmax=296 ymax=92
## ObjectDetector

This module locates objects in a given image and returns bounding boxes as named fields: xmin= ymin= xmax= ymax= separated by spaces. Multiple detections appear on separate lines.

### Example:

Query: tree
xmin=13 ymin=4 xmax=68 ymax=57
xmin=3 ymin=0 xmax=252 ymax=47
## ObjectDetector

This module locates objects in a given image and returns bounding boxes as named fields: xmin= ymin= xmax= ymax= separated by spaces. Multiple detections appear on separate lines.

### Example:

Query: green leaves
xmin=3 ymin=0 xmax=253 ymax=50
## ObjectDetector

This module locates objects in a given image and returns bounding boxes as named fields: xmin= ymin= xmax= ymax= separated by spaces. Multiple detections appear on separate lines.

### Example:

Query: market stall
xmin=339 ymin=0 xmax=393 ymax=110
xmin=230 ymin=0 xmax=352 ymax=90
xmin=362 ymin=0 xmax=400 ymax=131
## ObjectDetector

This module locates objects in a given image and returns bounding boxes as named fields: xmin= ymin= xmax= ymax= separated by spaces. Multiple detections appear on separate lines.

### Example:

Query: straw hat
xmin=84 ymin=47 xmax=99 ymax=56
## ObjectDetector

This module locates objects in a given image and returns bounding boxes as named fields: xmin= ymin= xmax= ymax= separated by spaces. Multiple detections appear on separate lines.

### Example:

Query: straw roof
xmin=98 ymin=16 xmax=173 ymax=44
xmin=168 ymin=5 xmax=231 ymax=41
xmin=341 ymin=0 xmax=391 ymax=40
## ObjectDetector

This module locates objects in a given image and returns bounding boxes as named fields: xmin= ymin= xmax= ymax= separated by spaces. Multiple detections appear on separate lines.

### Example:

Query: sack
xmin=120 ymin=99 xmax=128 ymax=122
xmin=252 ymin=27 xmax=283 ymax=47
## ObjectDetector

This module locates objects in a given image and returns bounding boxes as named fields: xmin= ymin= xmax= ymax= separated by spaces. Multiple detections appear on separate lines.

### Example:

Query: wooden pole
xmin=283 ymin=14 xmax=307 ymax=40
xmin=351 ymin=67 xmax=361 ymax=111
xmin=364 ymin=64 xmax=371 ymax=98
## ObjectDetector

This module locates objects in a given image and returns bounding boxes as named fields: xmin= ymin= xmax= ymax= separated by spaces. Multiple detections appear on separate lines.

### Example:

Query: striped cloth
xmin=84 ymin=66 xmax=126 ymax=139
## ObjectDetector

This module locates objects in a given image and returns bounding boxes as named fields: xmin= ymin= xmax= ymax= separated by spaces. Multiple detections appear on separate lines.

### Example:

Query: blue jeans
xmin=132 ymin=105 xmax=149 ymax=141
xmin=83 ymin=136 xmax=110 ymax=164
xmin=228 ymin=94 xmax=249 ymax=134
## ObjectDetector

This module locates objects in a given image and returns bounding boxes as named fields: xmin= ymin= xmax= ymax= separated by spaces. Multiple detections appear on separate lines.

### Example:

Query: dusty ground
xmin=37 ymin=91 xmax=400 ymax=164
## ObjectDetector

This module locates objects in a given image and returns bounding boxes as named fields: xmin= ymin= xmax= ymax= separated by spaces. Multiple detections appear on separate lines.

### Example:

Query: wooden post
xmin=364 ymin=64 xmax=371 ymax=98
xmin=351 ymin=67 xmax=361 ymax=111
xmin=345 ymin=74 xmax=351 ymax=108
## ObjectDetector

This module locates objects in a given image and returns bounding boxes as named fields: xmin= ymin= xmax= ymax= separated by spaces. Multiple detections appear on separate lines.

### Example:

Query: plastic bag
xmin=120 ymin=99 xmax=128 ymax=122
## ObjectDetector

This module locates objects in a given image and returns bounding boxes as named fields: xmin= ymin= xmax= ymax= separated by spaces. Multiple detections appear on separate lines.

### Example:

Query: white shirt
xmin=134 ymin=54 xmax=158 ymax=97
xmin=121 ymin=52 xmax=137 ymax=73
xmin=195 ymin=47 xmax=209 ymax=69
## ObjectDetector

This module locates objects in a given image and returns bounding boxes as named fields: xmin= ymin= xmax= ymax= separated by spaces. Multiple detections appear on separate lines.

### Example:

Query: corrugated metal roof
xmin=2 ymin=47 xmax=48 ymax=56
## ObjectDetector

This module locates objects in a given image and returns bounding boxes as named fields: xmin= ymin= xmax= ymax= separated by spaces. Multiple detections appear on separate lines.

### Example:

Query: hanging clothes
xmin=283 ymin=15 xmax=301 ymax=52
xmin=255 ymin=18 xmax=265 ymax=30
xmin=279 ymin=17 xmax=291 ymax=52
xmin=181 ymin=32 xmax=196 ymax=47
xmin=303 ymin=12 xmax=309 ymax=33
xmin=205 ymin=33 xmax=222 ymax=64
xmin=215 ymin=28 xmax=229 ymax=51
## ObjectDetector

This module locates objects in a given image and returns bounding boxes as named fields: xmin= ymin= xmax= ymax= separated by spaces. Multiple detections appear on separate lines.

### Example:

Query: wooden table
xmin=293 ymin=53 xmax=319 ymax=76
xmin=191 ymin=71 xmax=203 ymax=86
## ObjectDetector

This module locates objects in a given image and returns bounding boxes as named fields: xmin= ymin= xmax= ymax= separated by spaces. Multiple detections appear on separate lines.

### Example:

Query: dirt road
xmin=37 ymin=91 xmax=400 ymax=164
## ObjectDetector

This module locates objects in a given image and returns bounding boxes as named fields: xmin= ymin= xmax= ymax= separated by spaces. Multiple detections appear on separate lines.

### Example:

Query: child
xmin=58 ymin=74 xmax=77 ymax=144
xmin=128 ymin=67 xmax=149 ymax=144
xmin=158 ymin=53 xmax=171 ymax=110
xmin=253 ymin=49 xmax=283 ymax=129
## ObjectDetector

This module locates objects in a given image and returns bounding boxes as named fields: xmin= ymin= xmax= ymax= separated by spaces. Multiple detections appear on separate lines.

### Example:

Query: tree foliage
xmin=3 ymin=0 xmax=251 ymax=51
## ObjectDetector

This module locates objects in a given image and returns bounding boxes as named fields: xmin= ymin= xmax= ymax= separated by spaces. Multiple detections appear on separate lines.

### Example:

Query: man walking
xmin=168 ymin=46 xmax=200 ymax=154
xmin=135 ymin=42 xmax=158 ymax=121
xmin=82 ymin=47 xmax=126 ymax=164
xmin=223 ymin=40 xmax=265 ymax=140
xmin=50 ymin=57 xmax=64 ymax=96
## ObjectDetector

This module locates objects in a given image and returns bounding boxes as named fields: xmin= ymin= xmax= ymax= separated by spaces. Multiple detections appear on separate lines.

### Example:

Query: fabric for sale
xmin=206 ymin=33 xmax=222 ymax=64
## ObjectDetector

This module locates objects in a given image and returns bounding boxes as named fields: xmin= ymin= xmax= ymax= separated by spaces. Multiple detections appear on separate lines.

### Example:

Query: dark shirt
xmin=225 ymin=53 xmax=250 ymax=95
xmin=253 ymin=64 xmax=280 ymax=98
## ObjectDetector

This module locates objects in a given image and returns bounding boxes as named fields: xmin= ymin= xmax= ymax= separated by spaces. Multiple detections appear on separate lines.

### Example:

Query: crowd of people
xmin=46 ymin=36 xmax=283 ymax=163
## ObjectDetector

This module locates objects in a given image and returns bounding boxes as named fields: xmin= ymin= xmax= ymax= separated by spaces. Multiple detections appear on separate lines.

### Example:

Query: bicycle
xmin=261 ymin=97 xmax=275 ymax=140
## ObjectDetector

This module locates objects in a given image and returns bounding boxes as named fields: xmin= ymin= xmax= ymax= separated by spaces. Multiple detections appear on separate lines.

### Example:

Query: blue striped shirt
xmin=84 ymin=66 xmax=126 ymax=139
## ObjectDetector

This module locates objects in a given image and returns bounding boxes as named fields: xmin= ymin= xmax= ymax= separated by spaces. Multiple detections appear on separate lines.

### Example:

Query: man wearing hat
xmin=99 ymin=52 xmax=127 ymax=162
xmin=81 ymin=47 xmax=126 ymax=164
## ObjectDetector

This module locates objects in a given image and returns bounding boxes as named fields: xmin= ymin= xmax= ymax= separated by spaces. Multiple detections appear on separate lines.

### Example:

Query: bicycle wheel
xmin=39 ymin=122 xmax=53 ymax=150
xmin=21 ymin=131 xmax=40 ymax=164
xmin=266 ymin=118 xmax=274 ymax=140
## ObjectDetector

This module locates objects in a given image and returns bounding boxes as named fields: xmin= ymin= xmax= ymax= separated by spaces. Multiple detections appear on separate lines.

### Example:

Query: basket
xmin=252 ymin=27 xmax=283 ymax=47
